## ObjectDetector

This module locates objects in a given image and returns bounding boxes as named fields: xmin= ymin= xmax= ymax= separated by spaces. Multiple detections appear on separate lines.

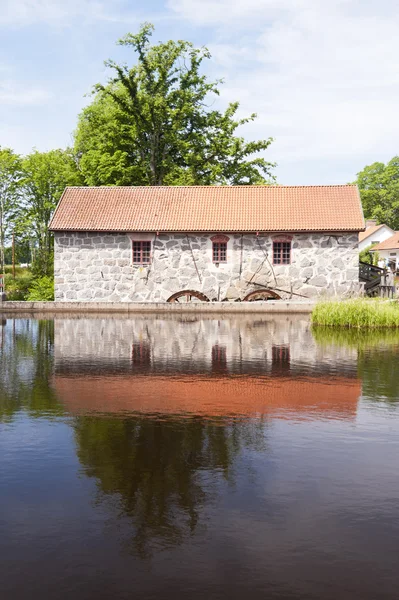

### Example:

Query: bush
xmin=3 ymin=271 xmax=34 ymax=300
xmin=26 ymin=276 xmax=54 ymax=301
xmin=312 ymin=298 xmax=399 ymax=328
xmin=359 ymin=244 xmax=379 ymax=265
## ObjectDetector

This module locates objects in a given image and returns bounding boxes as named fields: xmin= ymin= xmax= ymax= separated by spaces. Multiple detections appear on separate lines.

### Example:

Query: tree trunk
xmin=0 ymin=195 xmax=4 ymax=276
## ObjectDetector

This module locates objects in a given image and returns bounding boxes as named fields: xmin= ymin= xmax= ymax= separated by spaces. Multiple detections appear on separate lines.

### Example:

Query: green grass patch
xmin=312 ymin=298 xmax=399 ymax=329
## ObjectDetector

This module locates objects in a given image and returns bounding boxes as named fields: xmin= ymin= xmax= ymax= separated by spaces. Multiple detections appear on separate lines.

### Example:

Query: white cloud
xmin=0 ymin=81 xmax=51 ymax=105
xmin=169 ymin=0 xmax=399 ymax=183
xmin=0 ymin=0 xmax=132 ymax=26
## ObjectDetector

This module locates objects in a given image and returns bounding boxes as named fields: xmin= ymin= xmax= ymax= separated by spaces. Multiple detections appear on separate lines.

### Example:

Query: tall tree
xmin=0 ymin=148 xmax=22 ymax=274
xmin=19 ymin=149 xmax=82 ymax=276
xmin=356 ymin=156 xmax=399 ymax=229
xmin=75 ymin=23 xmax=275 ymax=186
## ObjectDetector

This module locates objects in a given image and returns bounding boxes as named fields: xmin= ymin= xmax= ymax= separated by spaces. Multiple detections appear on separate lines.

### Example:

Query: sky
xmin=0 ymin=0 xmax=398 ymax=184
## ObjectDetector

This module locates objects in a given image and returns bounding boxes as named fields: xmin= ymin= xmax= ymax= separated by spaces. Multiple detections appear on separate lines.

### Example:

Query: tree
xmin=75 ymin=23 xmax=275 ymax=187
xmin=19 ymin=149 xmax=82 ymax=276
xmin=0 ymin=148 xmax=22 ymax=274
xmin=356 ymin=156 xmax=399 ymax=229
xmin=359 ymin=244 xmax=379 ymax=266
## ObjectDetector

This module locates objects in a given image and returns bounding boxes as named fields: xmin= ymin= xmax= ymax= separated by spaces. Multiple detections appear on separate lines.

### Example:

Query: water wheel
xmin=167 ymin=290 xmax=210 ymax=303
xmin=242 ymin=289 xmax=281 ymax=301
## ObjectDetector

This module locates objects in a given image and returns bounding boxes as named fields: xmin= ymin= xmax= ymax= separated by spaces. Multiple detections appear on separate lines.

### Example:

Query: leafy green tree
xmin=19 ymin=149 xmax=82 ymax=276
xmin=359 ymin=244 xmax=379 ymax=266
xmin=356 ymin=156 xmax=399 ymax=229
xmin=0 ymin=148 xmax=23 ymax=274
xmin=75 ymin=23 xmax=275 ymax=186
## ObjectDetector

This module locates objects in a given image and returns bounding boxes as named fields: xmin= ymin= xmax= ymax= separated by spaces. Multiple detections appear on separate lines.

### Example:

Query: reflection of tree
xmin=358 ymin=346 xmax=399 ymax=401
xmin=312 ymin=326 xmax=399 ymax=402
xmin=74 ymin=415 xmax=266 ymax=558
xmin=0 ymin=319 xmax=61 ymax=421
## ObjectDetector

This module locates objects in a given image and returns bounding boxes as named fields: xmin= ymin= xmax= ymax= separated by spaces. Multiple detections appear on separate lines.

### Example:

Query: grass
xmin=311 ymin=298 xmax=399 ymax=329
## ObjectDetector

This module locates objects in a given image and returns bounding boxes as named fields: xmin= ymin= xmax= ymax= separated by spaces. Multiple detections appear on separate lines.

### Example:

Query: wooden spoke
xmin=242 ymin=289 xmax=281 ymax=302
xmin=167 ymin=290 xmax=210 ymax=303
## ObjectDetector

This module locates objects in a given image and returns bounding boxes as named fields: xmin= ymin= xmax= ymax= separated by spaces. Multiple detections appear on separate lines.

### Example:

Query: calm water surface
xmin=0 ymin=315 xmax=398 ymax=600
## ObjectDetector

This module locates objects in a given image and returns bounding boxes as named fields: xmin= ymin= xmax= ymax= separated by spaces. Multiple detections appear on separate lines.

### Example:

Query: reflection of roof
xmin=359 ymin=224 xmax=385 ymax=242
xmin=371 ymin=232 xmax=399 ymax=251
xmin=49 ymin=185 xmax=365 ymax=233
xmin=54 ymin=374 xmax=360 ymax=420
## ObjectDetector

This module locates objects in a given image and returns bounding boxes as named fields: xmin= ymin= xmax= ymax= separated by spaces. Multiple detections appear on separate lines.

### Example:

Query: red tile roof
xmin=371 ymin=232 xmax=399 ymax=251
xmin=49 ymin=185 xmax=365 ymax=233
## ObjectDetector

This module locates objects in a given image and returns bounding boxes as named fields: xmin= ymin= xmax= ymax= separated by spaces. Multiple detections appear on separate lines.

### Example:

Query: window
xmin=211 ymin=234 xmax=229 ymax=263
xmin=390 ymin=253 xmax=397 ymax=257
xmin=213 ymin=242 xmax=227 ymax=263
xmin=273 ymin=240 xmax=291 ymax=265
xmin=132 ymin=240 xmax=151 ymax=264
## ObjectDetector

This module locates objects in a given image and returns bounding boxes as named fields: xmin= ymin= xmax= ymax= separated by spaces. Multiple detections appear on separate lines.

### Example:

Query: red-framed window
xmin=273 ymin=237 xmax=292 ymax=265
xmin=212 ymin=242 xmax=227 ymax=263
xmin=211 ymin=234 xmax=229 ymax=263
xmin=132 ymin=240 xmax=151 ymax=264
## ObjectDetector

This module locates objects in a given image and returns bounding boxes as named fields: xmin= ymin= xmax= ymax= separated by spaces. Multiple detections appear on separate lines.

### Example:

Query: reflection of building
xmin=53 ymin=315 xmax=360 ymax=420
xmin=55 ymin=374 xmax=360 ymax=420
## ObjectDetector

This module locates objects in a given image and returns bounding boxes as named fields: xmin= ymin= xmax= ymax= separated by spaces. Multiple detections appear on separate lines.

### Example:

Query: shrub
xmin=26 ymin=276 xmax=54 ymax=301
xmin=359 ymin=244 xmax=379 ymax=266
xmin=4 ymin=271 xmax=34 ymax=300
xmin=312 ymin=299 xmax=399 ymax=328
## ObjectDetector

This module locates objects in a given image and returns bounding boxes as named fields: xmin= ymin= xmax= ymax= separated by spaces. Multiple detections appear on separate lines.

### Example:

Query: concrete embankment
xmin=0 ymin=300 xmax=315 ymax=314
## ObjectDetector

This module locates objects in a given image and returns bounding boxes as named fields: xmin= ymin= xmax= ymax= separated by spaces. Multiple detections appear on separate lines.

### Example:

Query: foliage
xmin=3 ymin=239 xmax=31 ymax=265
xmin=75 ymin=23 xmax=275 ymax=187
xmin=18 ymin=149 xmax=82 ymax=277
xmin=26 ymin=276 xmax=54 ymax=301
xmin=356 ymin=156 xmax=399 ymax=230
xmin=359 ymin=244 xmax=379 ymax=266
xmin=312 ymin=299 xmax=399 ymax=328
xmin=3 ymin=270 xmax=34 ymax=300
xmin=0 ymin=148 xmax=23 ymax=273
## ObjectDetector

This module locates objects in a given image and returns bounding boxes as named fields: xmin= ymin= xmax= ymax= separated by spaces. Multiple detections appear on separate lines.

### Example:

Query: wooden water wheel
xmin=242 ymin=289 xmax=281 ymax=302
xmin=167 ymin=290 xmax=210 ymax=303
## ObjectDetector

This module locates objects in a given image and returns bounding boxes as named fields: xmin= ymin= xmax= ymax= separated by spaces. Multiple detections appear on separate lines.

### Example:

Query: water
xmin=0 ymin=315 xmax=398 ymax=600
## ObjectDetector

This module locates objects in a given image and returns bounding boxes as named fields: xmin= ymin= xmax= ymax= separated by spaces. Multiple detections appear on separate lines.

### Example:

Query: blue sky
xmin=0 ymin=0 xmax=398 ymax=184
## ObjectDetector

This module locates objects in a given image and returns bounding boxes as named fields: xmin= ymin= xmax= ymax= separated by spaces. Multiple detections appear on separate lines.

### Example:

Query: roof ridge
xmin=63 ymin=184 xmax=357 ymax=190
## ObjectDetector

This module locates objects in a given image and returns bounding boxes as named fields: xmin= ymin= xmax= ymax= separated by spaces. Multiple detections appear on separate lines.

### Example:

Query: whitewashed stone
xmin=54 ymin=231 xmax=360 ymax=302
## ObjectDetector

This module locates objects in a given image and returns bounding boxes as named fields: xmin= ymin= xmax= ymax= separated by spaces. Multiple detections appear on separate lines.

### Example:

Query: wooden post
xmin=12 ymin=232 xmax=15 ymax=279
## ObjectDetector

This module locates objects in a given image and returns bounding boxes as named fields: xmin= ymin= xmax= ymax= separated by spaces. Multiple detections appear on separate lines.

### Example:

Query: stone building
xmin=49 ymin=185 xmax=365 ymax=302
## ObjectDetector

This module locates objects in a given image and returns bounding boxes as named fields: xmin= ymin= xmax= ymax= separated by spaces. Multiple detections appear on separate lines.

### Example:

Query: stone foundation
xmin=54 ymin=231 xmax=360 ymax=302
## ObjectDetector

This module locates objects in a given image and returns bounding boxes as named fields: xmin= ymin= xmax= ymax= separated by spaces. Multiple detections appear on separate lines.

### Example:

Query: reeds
xmin=311 ymin=298 xmax=399 ymax=328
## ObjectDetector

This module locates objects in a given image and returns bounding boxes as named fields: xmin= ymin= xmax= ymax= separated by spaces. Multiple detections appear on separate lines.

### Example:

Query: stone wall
xmin=54 ymin=231 xmax=359 ymax=302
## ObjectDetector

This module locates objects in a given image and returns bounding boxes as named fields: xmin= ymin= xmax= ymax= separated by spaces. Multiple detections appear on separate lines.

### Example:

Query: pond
xmin=0 ymin=315 xmax=399 ymax=600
